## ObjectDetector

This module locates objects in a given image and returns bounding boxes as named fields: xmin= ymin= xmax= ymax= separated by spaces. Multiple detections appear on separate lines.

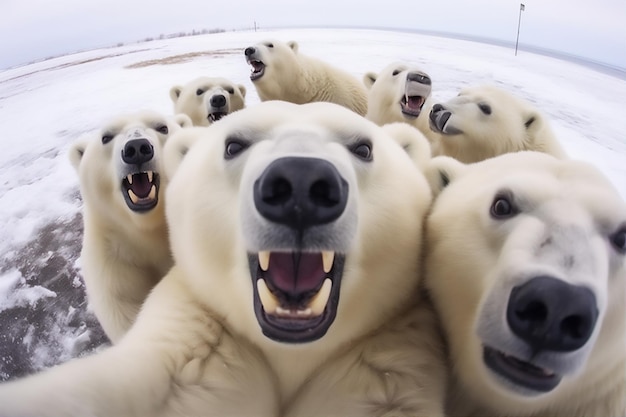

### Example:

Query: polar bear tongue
xmin=129 ymin=173 xmax=153 ymax=198
xmin=269 ymin=252 xmax=325 ymax=295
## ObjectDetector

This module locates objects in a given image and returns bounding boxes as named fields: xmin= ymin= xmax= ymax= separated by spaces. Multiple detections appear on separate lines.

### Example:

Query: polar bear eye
xmin=155 ymin=125 xmax=169 ymax=135
xmin=610 ymin=228 xmax=626 ymax=254
xmin=392 ymin=69 xmax=401 ymax=76
xmin=101 ymin=133 xmax=114 ymax=144
xmin=490 ymin=192 xmax=517 ymax=219
xmin=265 ymin=43 xmax=274 ymax=48
xmin=224 ymin=138 xmax=250 ymax=159
xmin=478 ymin=103 xmax=492 ymax=115
xmin=196 ymin=88 xmax=205 ymax=96
xmin=226 ymin=87 xmax=235 ymax=94
xmin=349 ymin=140 xmax=373 ymax=161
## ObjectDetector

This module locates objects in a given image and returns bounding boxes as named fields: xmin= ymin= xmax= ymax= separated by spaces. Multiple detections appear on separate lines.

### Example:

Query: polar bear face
xmin=364 ymin=62 xmax=432 ymax=125
xmin=166 ymin=101 xmax=431 ymax=348
xmin=244 ymin=40 xmax=299 ymax=89
xmin=425 ymin=152 xmax=626 ymax=412
xmin=170 ymin=77 xmax=246 ymax=126
xmin=428 ymin=85 xmax=556 ymax=162
xmin=70 ymin=110 xmax=189 ymax=230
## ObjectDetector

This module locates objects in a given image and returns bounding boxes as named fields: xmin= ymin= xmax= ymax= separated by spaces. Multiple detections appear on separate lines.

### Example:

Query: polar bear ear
xmin=382 ymin=122 xmax=432 ymax=168
xmin=523 ymin=110 xmax=543 ymax=137
xmin=68 ymin=137 xmax=90 ymax=172
xmin=173 ymin=113 xmax=193 ymax=129
xmin=170 ymin=86 xmax=182 ymax=103
xmin=287 ymin=41 xmax=299 ymax=53
xmin=237 ymin=84 xmax=247 ymax=98
xmin=163 ymin=131 xmax=198 ymax=179
xmin=363 ymin=72 xmax=377 ymax=89
xmin=424 ymin=156 xmax=466 ymax=197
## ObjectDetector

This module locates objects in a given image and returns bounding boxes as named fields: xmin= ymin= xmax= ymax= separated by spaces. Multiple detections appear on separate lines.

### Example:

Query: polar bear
xmin=424 ymin=152 xmax=626 ymax=416
xmin=68 ymin=110 xmax=191 ymax=343
xmin=244 ymin=40 xmax=368 ymax=116
xmin=170 ymin=76 xmax=246 ymax=126
xmin=0 ymin=101 xmax=446 ymax=416
xmin=428 ymin=85 xmax=567 ymax=163
xmin=381 ymin=122 xmax=432 ymax=168
xmin=364 ymin=62 xmax=437 ymax=141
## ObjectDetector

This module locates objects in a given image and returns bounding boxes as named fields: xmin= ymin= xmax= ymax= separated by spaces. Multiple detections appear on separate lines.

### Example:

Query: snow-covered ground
xmin=0 ymin=27 xmax=625 ymax=381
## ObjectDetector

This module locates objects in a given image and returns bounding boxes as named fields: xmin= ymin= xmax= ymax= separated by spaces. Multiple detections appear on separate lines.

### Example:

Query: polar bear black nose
xmin=122 ymin=138 xmax=154 ymax=165
xmin=507 ymin=276 xmax=598 ymax=352
xmin=210 ymin=94 xmax=226 ymax=108
xmin=244 ymin=47 xmax=256 ymax=56
xmin=431 ymin=103 xmax=445 ymax=113
xmin=254 ymin=157 xmax=349 ymax=229
xmin=407 ymin=72 xmax=431 ymax=85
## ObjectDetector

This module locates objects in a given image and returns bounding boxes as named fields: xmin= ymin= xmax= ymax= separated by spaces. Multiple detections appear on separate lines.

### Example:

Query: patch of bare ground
xmin=0 ymin=212 xmax=109 ymax=381
xmin=1 ymin=48 xmax=155 ymax=85
xmin=125 ymin=48 xmax=241 ymax=68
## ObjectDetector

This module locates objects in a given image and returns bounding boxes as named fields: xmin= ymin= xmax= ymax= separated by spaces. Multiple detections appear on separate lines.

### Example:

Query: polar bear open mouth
xmin=208 ymin=111 xmax=227 ymax=123
xmin=249 ymin=251 xmax=344 ymax=344
xmin=400 ymin=80 xmax=431 ymax=118
xmin=483 ymin=346 xmax=562 ymax=393
xmin=248 ymin=60 xmax=266 ymax=81
xmin=121 ymin=171 xmax=160 ymax=212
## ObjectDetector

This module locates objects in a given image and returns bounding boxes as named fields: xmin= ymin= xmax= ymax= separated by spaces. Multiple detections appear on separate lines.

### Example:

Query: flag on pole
xmin=520 ymin=3 xmax=525 ymax=11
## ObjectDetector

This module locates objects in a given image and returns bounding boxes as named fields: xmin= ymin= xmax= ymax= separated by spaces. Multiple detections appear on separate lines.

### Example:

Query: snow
xmin=0 ymin=27 xmax=625 ymax=380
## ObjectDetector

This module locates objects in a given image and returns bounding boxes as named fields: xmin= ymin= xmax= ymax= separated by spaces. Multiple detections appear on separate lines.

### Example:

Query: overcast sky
xmin=1 ymin=0 xmax=625 ymax=70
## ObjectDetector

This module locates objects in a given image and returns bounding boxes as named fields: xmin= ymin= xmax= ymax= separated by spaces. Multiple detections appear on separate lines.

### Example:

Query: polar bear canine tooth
xmin=258 ymin=278 xmax=332 ymax=318
xmin=127 ymin=185 xmax=156 ymax=204
xmin=126 ymin=171 xmax=154 ymax=185
xmin=257 ymin=279 xmax=279 ymax=313
xmin=322 ymin=251 xmax=334 ymax=273
xmin=258 ymin=251 xmax=270 ymax=271
xmin=309 ymin=278 xmax=332 ymax=316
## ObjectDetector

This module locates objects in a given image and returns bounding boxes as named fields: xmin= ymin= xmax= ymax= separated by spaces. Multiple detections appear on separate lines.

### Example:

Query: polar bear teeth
xmin=257 ymin=278 xmax=332 ymax=317
xmin=257 ymin=251 xmax=335 ymax=273
xmin=322 ymin=251 xmax=334 ymax=273
xmin=500 ymin=351 xmax=555 ymax=377
xmin=128 ymin=185 xmax=156 ymax=204
xmin=126 ymin=171 xmax=153 ymax=185
xmin=208 ymin=112 xmax=227 ymax=122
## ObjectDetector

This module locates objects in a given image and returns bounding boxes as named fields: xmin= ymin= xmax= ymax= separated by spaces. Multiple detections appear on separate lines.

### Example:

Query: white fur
xmin=364 ymin=62 xmax=437 ymax=142
xmin=67 ymin=110 xmax=189 ymax=343
xmin=381 ymin=122 xmax=432 ymax=168
xmin=245 ymin=40 xmax=368 ymax=116
xmin=425 ymin=152 xmax=626 ymax=416
xmin=170 ymin=76 xmax=246 ymax=126
xmin=0 ymin=101 xmax=445 ymax=416
xmin=429 ymin=85 xmax=567 ymax=163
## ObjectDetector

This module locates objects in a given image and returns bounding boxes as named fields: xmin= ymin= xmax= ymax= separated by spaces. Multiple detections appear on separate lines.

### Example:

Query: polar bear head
xmin=428 ymin=85 xmax=566 ymax=163
xmin=244 ymin=40 xmax=299 ymax=91
xmin=364 ymin=62 xmax=432 ymax=125
xmin=170 ymin=77 xmax=246 ymax=126
xmin=424 ymin=152 xmax=626 ymax=413
xmin=69 ymin=110 xmax=190 ymax=230
xmin=165 ymin=101 xmax=432 ymax=350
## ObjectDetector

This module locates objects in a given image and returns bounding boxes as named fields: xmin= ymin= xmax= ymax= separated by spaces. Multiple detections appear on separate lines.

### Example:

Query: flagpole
xmin=515 ymin=3 xmax=525 ymax=56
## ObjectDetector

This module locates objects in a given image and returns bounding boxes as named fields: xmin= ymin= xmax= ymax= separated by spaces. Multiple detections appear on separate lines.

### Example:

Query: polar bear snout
xmin=253 ymin=156 xmax=349 ymax=230
xmin=429 ymin=104 xmax=461 ymax=135
xmin=506 ymin=276 xmax=598 ymax=353
xmin=121 ymin=138 xmax=154 ymax=165
xmin=209 ymin=93 xmax=226 ymax=108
